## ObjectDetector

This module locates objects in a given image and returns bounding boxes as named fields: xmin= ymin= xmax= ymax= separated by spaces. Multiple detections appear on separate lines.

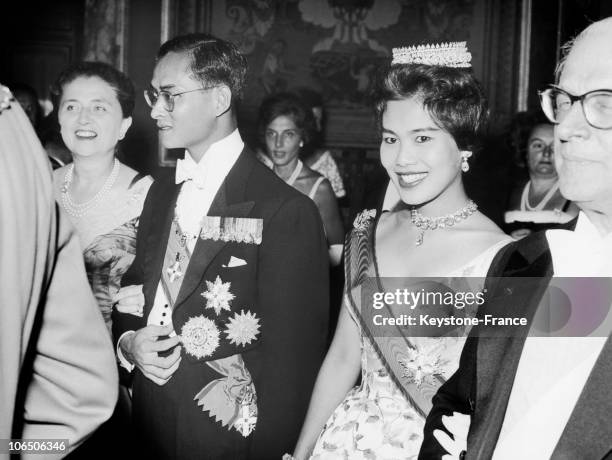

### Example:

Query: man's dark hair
xmin=51 ymin=61 xmax=135 ymax=118
xmin=157 ymin=33 xmax=248 ymax=103
xmin=372 ymin=63 xmax=488 ymax=152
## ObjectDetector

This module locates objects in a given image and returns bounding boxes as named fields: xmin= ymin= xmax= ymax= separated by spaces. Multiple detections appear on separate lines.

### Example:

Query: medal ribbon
xmin=160 ymin=219 xmax=193 ymax=308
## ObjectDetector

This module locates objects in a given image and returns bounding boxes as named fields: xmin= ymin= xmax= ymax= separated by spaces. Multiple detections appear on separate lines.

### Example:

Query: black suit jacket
xmin=420 ymin=222 xmax=612 ymax=460
xmin=113 ymin=149 xmax=329 ymax=459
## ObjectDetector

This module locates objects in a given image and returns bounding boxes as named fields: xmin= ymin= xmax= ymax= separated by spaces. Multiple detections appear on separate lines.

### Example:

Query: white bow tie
xmin=175 ymin=157 xmax=206 ymax=189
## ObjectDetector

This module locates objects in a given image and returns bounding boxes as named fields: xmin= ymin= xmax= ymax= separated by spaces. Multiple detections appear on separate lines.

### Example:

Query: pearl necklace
xmin=520 ymin=181 xmax=560 ymax=212
xmin=410 ymin=199 xmax=478 ymax=246
xmin=61 ymin=158 xmax=120 ymax=219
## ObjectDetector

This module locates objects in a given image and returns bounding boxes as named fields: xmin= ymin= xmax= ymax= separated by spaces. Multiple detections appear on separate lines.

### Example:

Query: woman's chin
xmin=71 ymin=146 xmax=115 ymax=159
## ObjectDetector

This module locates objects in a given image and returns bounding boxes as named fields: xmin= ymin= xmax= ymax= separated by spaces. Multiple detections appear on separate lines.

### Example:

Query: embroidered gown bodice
xmin=310 ymin=211 xmax=509 ymax=459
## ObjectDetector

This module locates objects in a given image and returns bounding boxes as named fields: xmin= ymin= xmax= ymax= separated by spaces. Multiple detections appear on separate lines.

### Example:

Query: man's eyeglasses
xmin=143 ymin=86 xmax=217 ymax=112
xmin=539 ymin=85 xmax=612 ymax=129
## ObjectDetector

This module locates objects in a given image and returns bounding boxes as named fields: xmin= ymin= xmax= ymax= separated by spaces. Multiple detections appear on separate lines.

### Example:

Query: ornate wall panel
xmin=157 ymin=0 xmax=612 ymax=147
xmin=161 ymin=0 xmax=509 ymax=150
xmin=82 ymin=0 xmax=129 ymax=70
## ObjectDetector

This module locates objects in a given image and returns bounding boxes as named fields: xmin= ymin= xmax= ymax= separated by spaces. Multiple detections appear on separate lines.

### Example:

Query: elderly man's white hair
xmin=555 ymin=16 xmax=612 ymax=82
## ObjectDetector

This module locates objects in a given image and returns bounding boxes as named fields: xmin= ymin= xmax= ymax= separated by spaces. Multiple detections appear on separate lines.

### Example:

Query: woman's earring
xmin=299 ymin=141 xmax=304 ymax=148
xmin=461 ymin=151 xmax=472 ymax=172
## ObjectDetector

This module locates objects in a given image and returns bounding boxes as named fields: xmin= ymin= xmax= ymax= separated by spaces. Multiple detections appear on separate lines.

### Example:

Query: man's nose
xmin=274 ymin=135 xmax=283 ymax=148
xmin=556 ymin=100 xmax=590 ymax=141
xmin=150 ymin=95 xmax=166 ymax=119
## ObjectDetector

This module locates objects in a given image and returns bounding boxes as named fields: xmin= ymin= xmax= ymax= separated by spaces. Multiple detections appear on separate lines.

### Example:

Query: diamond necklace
xmin=61 ymin=158 xmax=120 ymax=219
xmin=410 ymin=199 xmax=478 ymax=246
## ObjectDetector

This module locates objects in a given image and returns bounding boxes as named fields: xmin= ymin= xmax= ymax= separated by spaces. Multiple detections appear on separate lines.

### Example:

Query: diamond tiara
xmin=391 ymin=42 xmax=472 ymax=68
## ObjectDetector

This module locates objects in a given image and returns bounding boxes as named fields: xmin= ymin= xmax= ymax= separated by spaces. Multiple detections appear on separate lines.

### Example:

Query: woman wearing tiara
xmin=285 ymin=42 xmax=512 ymax=459
xmin=52 ymin=62 xmax=152 ymax=333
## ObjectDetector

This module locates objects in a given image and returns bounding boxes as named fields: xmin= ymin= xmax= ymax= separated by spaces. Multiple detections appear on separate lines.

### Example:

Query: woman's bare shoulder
xmin=460 ymin=211 xmax=511 ymax=249
xmin=299 ymin=163 xmax=322 ymax=180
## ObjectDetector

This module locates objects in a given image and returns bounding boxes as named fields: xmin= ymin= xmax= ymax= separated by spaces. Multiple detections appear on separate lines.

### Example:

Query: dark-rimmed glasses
xmin=539 ymin=85 xmax=612 ymax=129
xmin=143 ymin=86 xmax=217 ymax=112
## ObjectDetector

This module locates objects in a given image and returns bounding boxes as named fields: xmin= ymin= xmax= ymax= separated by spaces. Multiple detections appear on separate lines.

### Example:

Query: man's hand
xmin=119 ymin=324 xmax=182 ymax=386
xmin=113 ymin=284 xmax=145 ymax=317
xmin=433 ymin=411 xmax=470 ymax=460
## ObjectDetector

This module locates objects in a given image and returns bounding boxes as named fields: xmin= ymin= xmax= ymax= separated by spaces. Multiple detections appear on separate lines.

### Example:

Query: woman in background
xmin=504 ymin=111 xmax=578 ymax=238
xmin=293 ymin=87 xmax=347 ymax=200
xmin=286 ymin=42 xmax=511 ymax=459
xmin=258 ymin=92 xmax=344 ymax=265
xmin=51 ymin=61 xmax=152 ymax=332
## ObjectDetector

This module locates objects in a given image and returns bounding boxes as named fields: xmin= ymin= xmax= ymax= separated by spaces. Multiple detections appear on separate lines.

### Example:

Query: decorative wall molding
xmin=517 ymin=0 xmax=532 ymax=112
xmin=156 ymin=0 xmax=526 ymax=160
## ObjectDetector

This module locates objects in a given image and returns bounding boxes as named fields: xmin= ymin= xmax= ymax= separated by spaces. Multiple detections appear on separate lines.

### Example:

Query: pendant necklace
xmin=410 ymin=200 xmax=478 ymax=246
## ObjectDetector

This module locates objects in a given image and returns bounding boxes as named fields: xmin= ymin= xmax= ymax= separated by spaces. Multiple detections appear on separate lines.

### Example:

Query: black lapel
xmin=470 ymin=231 xmax=555 ymax=459
xmin=551 ymin=335 xmax=612 ymax=459
xmin=172 ymin=149 xmax=256 ymax=309
xmin=143 ymin=178 xmax=181 ymax=313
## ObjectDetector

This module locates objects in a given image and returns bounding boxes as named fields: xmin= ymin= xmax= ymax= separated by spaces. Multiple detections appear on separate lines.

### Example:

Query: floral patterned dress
xmin=310 ymin=210 xmax=510 ymax=459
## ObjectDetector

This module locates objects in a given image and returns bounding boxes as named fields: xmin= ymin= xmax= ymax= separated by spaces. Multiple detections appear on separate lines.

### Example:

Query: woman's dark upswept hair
xmin=257 ymin=92 xmax=317 ymax=150
xmin=51 ymin=61 xmax=135 ymax=118
xmin=157 ymin=33 xmax=247 ymax=103
xmin=372 ymin=63 xmax=488 ymax=152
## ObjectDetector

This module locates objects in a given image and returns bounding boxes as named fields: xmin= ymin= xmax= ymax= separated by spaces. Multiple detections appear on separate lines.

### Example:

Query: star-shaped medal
xmin=201 ymin=276 xmax=235 ymax=315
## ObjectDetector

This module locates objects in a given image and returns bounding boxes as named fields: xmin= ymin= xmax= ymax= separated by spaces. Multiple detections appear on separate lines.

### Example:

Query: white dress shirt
xmin=493 ymin=212 xmax=611 ymax=459
xmin=118 ymin=130 xmax=244 ymax=370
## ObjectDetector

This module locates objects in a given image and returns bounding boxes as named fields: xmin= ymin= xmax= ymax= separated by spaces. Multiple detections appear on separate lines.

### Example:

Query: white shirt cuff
xmin=117 ymin=330 xmax=136 ymax=373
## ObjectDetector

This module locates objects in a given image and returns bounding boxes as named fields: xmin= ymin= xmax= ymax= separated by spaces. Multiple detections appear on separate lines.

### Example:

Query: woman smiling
xmin=51 ymin=62 xmax=152 ymax=332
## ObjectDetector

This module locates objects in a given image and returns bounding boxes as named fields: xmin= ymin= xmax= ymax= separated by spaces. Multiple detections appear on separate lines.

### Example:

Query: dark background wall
xmin=121 ymin=0 xmax=163 ymax=173
xmin=0 ymin=1 xmax=85 ymax=102
xmin=526 ymin=0 xmax=612 ymax=112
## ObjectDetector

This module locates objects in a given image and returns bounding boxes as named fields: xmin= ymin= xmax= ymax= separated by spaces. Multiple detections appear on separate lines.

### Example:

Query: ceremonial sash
xmin=345 ymin=213 xmax=451 ymax=418
xmin=162 ymin=217 xmax=258 ymax=437
xmin=160 ymin=218 xmax=191 ymax=308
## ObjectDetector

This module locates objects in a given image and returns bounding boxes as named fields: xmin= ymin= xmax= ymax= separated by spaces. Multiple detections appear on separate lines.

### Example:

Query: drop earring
xmin=461 ymin=151 xmax=472 ymax=172
xmin=299 ymin=141 xmax=304 ymax=148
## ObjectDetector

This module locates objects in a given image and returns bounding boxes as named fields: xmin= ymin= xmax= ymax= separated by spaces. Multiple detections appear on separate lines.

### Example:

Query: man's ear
xmin=214 ymin=85 xmax=232 ymax=117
